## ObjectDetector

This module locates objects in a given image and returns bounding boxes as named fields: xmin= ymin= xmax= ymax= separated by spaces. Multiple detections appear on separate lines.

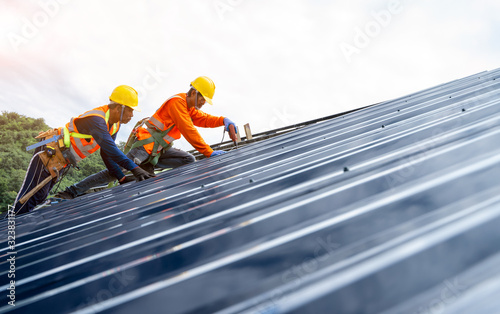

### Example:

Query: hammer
xmin=228 ymin=124 xmax=238 ymax=147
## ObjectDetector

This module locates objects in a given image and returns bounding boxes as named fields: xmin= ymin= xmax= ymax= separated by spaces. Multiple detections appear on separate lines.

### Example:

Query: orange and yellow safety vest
xmin=63 ymin=105 xmax=119 ymax=163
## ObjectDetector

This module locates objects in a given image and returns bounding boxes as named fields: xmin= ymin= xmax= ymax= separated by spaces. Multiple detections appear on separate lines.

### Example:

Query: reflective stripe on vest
xmin=66 ymin=106 xmax=119 ymax=162
xmin=147 ymin=95 xmax=184 ymax=130
xmin=145 ymin=95 xmax=183 ymax=152
xmin=144 ymin=121 xmax=175 ymax=152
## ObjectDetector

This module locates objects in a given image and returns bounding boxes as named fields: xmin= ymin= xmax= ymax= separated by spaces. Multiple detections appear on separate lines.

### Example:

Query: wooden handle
xmin=19 ymin=175 xmax=53 ymax=204
xmin=19 ymin=167 xmax=59 ymax=204
xmin=228 ymin=124 xmax=237 ymax=142
xmin=35 ymin=128 xmax=59 ymax=139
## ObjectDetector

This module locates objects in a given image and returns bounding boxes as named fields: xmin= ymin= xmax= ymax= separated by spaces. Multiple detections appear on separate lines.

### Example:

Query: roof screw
xmin=249 ymin=179 xmax=254 ymax=183
xmin=382 ymin=125 xmax=385 ymax=128
xmin=462 ymin=108 xmax=466 ymax=112
xmin=201 ymin=184 xmax=205 ymax=188
xmin=343 ymin=167 xmax=349 ymax=172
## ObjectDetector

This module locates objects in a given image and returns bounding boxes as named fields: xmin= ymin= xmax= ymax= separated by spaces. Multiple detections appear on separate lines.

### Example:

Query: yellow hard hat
xmin=190 ymin=76 xmax=215 ymax=105
xmin=109 ymin=85 xmax=141 ymax=112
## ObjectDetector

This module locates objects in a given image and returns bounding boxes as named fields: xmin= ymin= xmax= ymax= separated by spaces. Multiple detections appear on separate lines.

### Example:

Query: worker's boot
xmin=55 ymin=190 xmax=75 ymax=200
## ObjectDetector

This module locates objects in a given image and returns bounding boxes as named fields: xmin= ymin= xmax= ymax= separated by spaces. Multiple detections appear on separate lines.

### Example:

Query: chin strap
xmin=119 ymin=105 xmax=125 ymax=123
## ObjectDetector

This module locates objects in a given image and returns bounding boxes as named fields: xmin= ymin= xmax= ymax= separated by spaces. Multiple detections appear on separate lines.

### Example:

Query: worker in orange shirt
xmin=56 ymin=76 xmax=236 ymax=199
xmin=132 ymin=75 xmax=235 ymax=164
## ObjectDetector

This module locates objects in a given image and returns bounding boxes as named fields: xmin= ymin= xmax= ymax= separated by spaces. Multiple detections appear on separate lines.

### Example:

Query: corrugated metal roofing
xmin=2 ymin=68 xmax=500 ymax=313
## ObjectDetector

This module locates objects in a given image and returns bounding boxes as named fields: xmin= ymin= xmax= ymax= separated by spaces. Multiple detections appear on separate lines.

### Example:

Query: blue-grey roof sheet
xmin=1 ymin=68 xmax=500 ymax=313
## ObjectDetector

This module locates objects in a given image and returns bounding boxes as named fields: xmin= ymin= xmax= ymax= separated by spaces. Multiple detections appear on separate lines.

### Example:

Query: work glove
xmin=131 ymin=166 xmax=156 ymax=182
xmin=223 ymin=118 xmax=237 ymax=133
xmin=139 ymin=162 xmax=155 ymax=175
xmin=119 ymin=175 xmax=135 ymax=185
xmin=54 ymin=190 xmax=75 ymax=200
xmin=210 ymin=150 xmax=226 ymax=157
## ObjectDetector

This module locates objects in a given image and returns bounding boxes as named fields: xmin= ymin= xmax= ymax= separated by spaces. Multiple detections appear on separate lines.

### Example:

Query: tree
xmin=0 ymin=111 xmax=125 ymax=214
xmin=0 ymin=112 xmax=50 ymax=212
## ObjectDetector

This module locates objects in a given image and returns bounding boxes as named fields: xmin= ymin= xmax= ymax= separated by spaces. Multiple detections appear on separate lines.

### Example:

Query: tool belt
xmin=34 ymin=128 xmax=75 ymax=177
xmin=18 ymin=128 xmax=82 ymax=205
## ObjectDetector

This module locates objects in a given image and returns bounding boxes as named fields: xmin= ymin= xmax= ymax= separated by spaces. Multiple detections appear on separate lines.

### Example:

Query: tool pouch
xmin=39 ymin=147 xmax=66 ymax=179
xmin=61 ymin=149 xmax=78 ymax=168
xmin=36 ymin=129 xmax=69 ymax=178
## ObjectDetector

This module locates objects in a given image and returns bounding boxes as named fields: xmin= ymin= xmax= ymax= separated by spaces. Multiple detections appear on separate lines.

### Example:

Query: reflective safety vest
xmin=62 ymin=105 xmax=120 ymax=163
xmin=133 ymin=95 xmax=183 ymax=155
xmin=145 ymin=95 xmax=181 ymax=149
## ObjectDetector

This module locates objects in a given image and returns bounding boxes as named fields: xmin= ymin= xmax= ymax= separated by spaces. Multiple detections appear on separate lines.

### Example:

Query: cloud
xmin=0 ymin=0 xmax=499 ymax=151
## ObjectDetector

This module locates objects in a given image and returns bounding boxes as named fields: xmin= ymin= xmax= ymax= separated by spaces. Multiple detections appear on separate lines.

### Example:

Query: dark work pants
xmin=64 ymin=146 xmax=195 ymax=198
xmin=13 ymin=151 xmax=56 ymax=215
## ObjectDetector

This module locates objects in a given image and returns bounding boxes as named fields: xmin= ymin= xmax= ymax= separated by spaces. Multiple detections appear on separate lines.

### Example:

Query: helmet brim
xmin=203 ymin=96 xmax=213 ymax=105
xmin=123 ymin=103 xmax=141 ymax=112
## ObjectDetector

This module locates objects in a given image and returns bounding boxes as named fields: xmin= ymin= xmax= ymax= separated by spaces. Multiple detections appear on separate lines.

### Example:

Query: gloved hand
xmin=223 ymin=118 xmax=237 ymax=133
xmin=210 ymin=150 xmax=226 ymax=157
xmin=131 ymin=166 xmax=156 ymax=181
xmin=55 ymin=190 xmax=75 ymax=200
xmin=119 ymin=175 xmax=136 ymax=185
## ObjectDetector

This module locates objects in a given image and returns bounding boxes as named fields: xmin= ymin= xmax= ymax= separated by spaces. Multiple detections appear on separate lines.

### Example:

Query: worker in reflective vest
xmin=132 ymin=76 xmax=236 ymax=163
xmin=12 ymin=85 xmax=154 ymax=215
xmin=55 ymin=76 xmax=237 ymax=200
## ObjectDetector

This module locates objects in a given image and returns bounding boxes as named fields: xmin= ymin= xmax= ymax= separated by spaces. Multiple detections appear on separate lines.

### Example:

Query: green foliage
xmin=0 ymin=111 xmax=50 ymax=212
xmin=0 ymin=111 xmax=126 ymax=214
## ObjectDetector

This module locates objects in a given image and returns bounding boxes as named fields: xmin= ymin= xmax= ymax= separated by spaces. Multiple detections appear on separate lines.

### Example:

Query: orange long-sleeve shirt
xmin=136 ymin=93 xmax=225 ymax=157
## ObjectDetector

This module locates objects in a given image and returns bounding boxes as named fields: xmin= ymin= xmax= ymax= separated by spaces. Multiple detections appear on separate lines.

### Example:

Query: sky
xmin=1 ymin=0 xmax=499 ymax=151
